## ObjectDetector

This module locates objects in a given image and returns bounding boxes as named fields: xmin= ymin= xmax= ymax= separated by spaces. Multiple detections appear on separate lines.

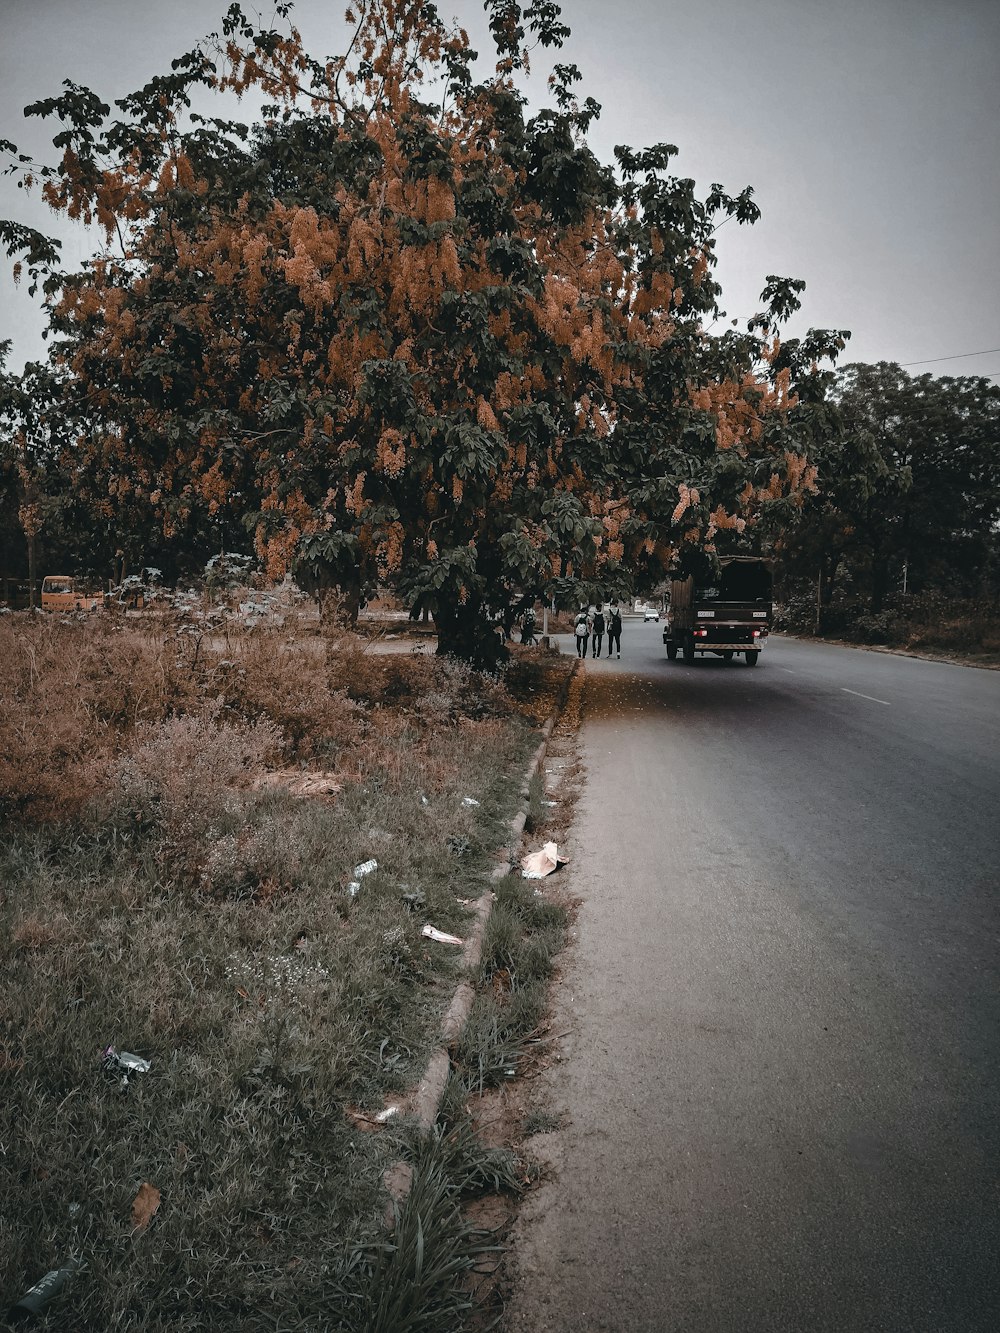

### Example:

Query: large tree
xmin=2 ymin=0 xmax=846 ymax=661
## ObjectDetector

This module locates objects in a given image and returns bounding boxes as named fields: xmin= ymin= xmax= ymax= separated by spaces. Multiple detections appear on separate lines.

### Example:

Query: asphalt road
xmin=507 ymin=627 xmax=1000 ymax=1332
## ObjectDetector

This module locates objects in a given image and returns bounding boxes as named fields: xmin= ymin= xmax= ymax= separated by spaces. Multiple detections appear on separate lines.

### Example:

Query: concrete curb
xmin=384 ymin=655 xmax=578 ymax=1205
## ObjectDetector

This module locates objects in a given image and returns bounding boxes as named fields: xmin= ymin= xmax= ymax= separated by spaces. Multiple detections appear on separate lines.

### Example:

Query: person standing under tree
xmin=574 ymin=605 xmax=591 ymax=658
xmin=591 ymin=604 xmax=606 ymax=658
xmin=607 ymin=599 xmax=622 ymax=658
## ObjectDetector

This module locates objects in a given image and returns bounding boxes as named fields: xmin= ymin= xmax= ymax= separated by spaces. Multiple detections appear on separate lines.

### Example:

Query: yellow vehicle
xmin=40 ymin=576 xmax=105 ymax=613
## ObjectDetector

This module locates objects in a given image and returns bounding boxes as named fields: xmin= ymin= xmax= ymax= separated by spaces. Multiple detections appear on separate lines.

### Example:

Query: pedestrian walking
xmin=591 ymin=605 xmax=606 ymax=658
xmin=607 ymin=599 xmax=622 ymax=658
xmin=520 ymin=607 xmax=537 ymax=645
xmin=574 ymin=605 xmax=591 ymax=658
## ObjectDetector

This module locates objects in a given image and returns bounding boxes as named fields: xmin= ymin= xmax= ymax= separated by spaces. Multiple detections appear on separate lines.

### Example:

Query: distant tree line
xmin=772 ymin=362 xmax=1000 ymax=646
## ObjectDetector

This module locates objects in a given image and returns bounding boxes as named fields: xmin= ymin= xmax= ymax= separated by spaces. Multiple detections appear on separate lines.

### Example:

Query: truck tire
xmin=683 ymin=635 xmax=695 ymax=664
xmin=722 ymin=651 xmax=733 ymax=662
xmin=666 ymin=641 xmax=677 ymax=661
xmin=745 ymin=650 xmax=759 ymax=666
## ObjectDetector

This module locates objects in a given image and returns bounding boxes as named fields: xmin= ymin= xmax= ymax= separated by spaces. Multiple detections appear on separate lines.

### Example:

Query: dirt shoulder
xmin=776 ymin=632 xmax=1000 ymax=671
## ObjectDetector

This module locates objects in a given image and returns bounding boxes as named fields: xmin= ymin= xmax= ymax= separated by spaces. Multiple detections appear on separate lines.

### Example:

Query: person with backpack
xmin=574 ymin=605 xmax=591 ymax=657
xmin=607 ymin=599 xmax=623 ymax=658
xmin=591 ymin=604 xmax=606 ymax=658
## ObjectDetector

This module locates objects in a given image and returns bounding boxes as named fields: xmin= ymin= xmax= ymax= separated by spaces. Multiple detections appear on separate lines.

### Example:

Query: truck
xmin=40 ymin=576 xmax=105 ymax=613
xmin=662 ymin=556 xmax=772 ymax=666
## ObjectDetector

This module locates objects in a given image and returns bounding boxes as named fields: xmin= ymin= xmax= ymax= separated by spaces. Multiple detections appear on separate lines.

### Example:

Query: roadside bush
xmin=0 ymin=618 xmax=153 ymax=820
xmin=112 ymin=712 xmax=281 ymax=869
xmin=198 ymin=813 xmax=307 ymax=901
xmin=776 ymin=587 xmax=1000 ymax=655
xmin=219 ymin=628 xmax=363 ymax=759
xmin=329 ymin=647 xmax=508 ymax=722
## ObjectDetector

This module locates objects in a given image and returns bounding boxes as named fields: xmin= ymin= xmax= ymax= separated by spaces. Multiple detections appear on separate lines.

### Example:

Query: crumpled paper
xmin=521 ymin=841 xmax=569 ymax=879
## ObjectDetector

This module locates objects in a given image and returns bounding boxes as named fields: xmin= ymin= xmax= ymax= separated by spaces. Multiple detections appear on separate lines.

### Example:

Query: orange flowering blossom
xmin=1 ymin=1 xmax=847 ymax=662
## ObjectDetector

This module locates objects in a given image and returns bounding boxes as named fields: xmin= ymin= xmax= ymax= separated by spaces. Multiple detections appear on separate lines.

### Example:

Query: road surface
xmin=507 ymin=627 xmax=1000 ymax=1332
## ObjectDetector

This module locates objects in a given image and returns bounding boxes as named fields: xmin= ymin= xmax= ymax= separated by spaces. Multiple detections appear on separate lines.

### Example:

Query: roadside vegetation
xmin=775 ymin=589 xmax=1000 ymax=661
xmin=0 ymin=609 xmax=570 ymax=1329
xmin=773 ymin=362 xmax=1000 ymax=658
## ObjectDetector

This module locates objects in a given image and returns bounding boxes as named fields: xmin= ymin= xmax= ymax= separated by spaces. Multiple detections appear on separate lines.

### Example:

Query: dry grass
xmin=0 ymin=612 xmax=573 ymax=1329
xmin=0 ymin=614 xmax=565 ymax=823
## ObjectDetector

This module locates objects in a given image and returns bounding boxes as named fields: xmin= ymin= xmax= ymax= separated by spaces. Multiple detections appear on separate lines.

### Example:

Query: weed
xmin=523 ymin=768 xmax=545 ymax=834
xmin=522 ymin=1109 xmax=563 ymax=1136
xmin=455 ymin=876 xmax=567 ymax=1094
xmin=326 ymin=1138 xmax=500 ymax=1332
xmin=410 ymin=1116 xmax=523 ymax=1199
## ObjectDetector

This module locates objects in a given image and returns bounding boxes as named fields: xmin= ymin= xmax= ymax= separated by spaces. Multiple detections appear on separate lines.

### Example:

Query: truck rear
xmin=662 ymin=557 xmax=772 ymax=666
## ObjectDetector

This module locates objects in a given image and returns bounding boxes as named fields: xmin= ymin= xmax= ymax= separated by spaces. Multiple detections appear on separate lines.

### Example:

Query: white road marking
xmin=781 ymin=668 xmax=797 ymax=674
xmin=842 ymin=687 xmax=891 ymax=706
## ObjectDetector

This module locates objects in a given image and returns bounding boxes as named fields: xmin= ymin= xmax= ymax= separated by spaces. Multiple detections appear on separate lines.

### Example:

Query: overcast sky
xmin=1 ymin=0 xmax=998 ymax=380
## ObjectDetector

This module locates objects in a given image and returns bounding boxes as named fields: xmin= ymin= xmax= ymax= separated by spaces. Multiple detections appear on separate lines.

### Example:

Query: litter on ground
xmin=353 ymin=859 xmax=378 ymax=878
xmin=461 ymin=796 xmax=480 ymax=807
xmin=521 ymin=841 xmax=569 ymax=879
xmin=8 ymin=1259 xmax=83 ymax=1322
xmin=421 ymin=924 xmax=464 ymax=946
xmin=101 ymin=1046 xmax=151 ymax=1090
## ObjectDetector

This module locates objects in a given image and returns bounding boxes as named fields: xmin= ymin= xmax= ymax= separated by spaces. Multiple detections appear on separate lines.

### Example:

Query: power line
xmin=901 ymin=346 xmax=1000 ymax=367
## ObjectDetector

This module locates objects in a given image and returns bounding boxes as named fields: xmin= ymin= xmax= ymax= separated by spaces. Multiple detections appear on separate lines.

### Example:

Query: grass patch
xmin=321 ymin=1124 xmax=506 ymax=1333
xmin=522 ymin=768 xmax=546 ymax=836
xmin=0 ymin=615 xmax=571 ymax=1329
xmin=455 ymin=876 xmax=567 ymax=1095
xmin=522 ymin=1109 xmax=563 ymax=1136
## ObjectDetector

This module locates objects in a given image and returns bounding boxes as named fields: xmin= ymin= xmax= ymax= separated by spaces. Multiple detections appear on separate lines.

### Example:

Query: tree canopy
xmin=775 ymin=362 xmax=1000 ymax=617
xmin=1 ymin=0 xmax=848 ymax=661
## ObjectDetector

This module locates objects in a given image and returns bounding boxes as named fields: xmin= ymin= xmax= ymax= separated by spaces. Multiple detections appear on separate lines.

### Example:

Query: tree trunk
xmin=27 ymin=530 xmax=37 ymax=609
xmin=434 ymin=597 xmax=508 ymax=670
xmin=815 ymin=553 xmax=841 ymax=632
xmin=820 ymin=553 xmax=840 ymax=609
xmin=314 ymin=576 xmax=363 ymax=628
xmin=871 ymin=552 xmax=889 ymax=614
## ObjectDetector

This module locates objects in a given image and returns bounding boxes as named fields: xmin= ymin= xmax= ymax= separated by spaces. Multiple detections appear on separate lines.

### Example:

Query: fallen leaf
xmin=131 ymin=1181 xmax=161 ymax=1233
